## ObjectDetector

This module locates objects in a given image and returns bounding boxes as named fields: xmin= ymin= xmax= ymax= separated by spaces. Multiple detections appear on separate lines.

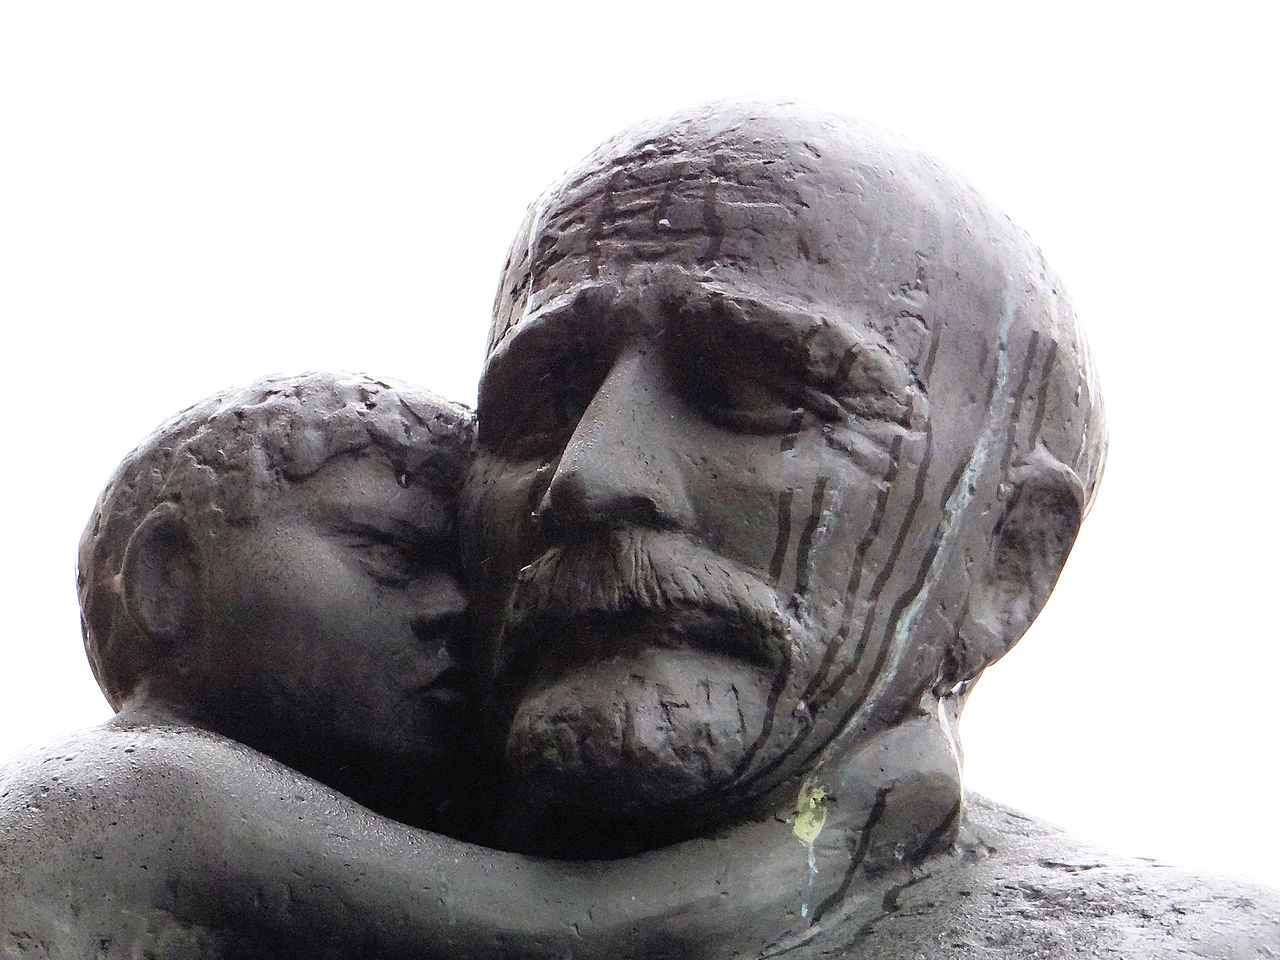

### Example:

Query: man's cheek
xmin=462 ymin=456 xmax=541 ymax=569
xmin=677 ymin=436 xmax=797 ymax=585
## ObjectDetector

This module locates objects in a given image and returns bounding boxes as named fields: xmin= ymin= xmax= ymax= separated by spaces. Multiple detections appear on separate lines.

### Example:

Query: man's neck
xmin=507 ymin=693 xmax=966 ymax=957
xmin=102 ymin=687 xmax=966 ymax=958
xmin=112 ymin=686 xmax=201 ymax=729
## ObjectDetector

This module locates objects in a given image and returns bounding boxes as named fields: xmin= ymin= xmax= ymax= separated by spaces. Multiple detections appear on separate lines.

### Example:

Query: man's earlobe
xmin=954 ymin=449 xmax=1086 ymax=680
xmin=120 ymin=503 xmax=201 ymax=649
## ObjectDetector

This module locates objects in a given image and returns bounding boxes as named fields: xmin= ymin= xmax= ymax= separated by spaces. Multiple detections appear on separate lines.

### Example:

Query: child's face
xmin=196 ymin=446 xmax=473 ymax=782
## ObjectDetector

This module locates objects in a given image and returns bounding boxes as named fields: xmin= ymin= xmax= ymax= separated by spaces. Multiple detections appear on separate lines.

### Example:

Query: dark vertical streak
xmin=981 ymin=356 xmax=1001 ymax=409
xmin=699 ymin=152 xmax=726 ymax=263
xmin=652 ymin=162 xmax=683 ymax=230
xmin=769 ymin=488 xmax=795 ymax=584
xmin=736 ymin=329 xmax=943 ymax=795
xmin=808 ymin=786 xmax=893 ymax=926
xmin=741 ymin=453 xmax=900 ymax=792
xmin=1028 ymin=340 xmax=1059 ymax=441
xmin=794 ymin=477 xmax=829 ymax=596
xmin=940 ymin=457 xmax=970 ymax=513
xmin=588 ymin=170 xmax=624 ymax=279
xmin=730 ymin=646 xmax=793 ymax=778
xmin=922 ymin=323 xmax=943 ymax=382
xmin=813 ymin=418 xmax=935 ymax=713
xmin=800 ymin=436 xmax=904 ymax=705
xmin=813 ymin=336 xmax=1034 ymax=766
xmin=780 ymin=409 xmax=805 ymax=452
xmin=834 ymin=346 xmax=858 ymax=386
xmin=909 ymin=800 xmax=961 ymax=867
xmin=1001 ymin=332 xmax=1039 ymax=478
xmin=812 ymin=327 xmax=943 ymax=713
xmin=840 ymin=457 xmax=967 ymax=724
xmin=1012 ymin=333 xmax=1039 ymax=412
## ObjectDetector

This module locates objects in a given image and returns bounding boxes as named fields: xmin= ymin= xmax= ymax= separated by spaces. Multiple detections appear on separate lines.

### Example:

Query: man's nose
xmin=535 ymin=348 xmax=695 ymax=537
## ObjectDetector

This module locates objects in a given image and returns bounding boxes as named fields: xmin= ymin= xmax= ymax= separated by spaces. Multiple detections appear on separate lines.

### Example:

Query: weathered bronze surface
xmin=3 ymin=103 xmax=1277 ymax=959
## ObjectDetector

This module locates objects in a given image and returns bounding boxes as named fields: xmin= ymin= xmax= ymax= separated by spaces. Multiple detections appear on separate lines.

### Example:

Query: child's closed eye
xmin=337 ymin=528 xmax=427 ymax=587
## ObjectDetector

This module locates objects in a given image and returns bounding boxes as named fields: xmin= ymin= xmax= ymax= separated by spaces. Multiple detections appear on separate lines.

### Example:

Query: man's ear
xmin=955 ymin=448 xmax=1086 ymax=679
xmin=120 ymin=503 xmax=201 ymax=650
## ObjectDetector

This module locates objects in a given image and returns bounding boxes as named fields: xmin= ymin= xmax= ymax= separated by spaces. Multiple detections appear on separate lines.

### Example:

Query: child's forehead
xmin=287 ymin=449 xmax=456 ymax=545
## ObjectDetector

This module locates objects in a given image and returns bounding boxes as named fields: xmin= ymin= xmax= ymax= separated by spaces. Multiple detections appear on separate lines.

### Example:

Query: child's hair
xmin=78 ymin=372 xmax=474 ymax=708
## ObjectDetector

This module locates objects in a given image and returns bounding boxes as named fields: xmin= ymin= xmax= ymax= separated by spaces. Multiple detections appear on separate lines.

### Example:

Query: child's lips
xmin=415 ymin=664 xmax=472 ymax=707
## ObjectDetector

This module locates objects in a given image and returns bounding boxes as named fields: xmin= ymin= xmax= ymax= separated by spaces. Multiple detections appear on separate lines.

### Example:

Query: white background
xmin=3 ymin=3 xmax=1277 ymax=886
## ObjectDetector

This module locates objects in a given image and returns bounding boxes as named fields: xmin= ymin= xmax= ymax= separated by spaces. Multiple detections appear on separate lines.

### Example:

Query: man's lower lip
xmin=504 ymin=645 xmax=769 ymax=726
xmin=498 ymin=614 xmax=772 ymax=694
xmin=414 ymin=681 xmax=471 ymax=707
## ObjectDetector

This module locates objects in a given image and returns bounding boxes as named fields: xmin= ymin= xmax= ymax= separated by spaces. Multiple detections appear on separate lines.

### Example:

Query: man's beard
xmin=491 ymin=528 xmax=808 ymax=834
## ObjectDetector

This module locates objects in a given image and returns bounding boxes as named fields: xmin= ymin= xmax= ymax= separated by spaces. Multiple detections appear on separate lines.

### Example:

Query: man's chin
xmin=503 ymin=647 xmax=770 ymax=827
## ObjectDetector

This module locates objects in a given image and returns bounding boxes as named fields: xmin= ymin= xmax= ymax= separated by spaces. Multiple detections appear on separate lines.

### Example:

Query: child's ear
xmin=120 ymin=503 xmax=201 ymax=650
xmin=957 ymin=448 xmax=1086 ymax=675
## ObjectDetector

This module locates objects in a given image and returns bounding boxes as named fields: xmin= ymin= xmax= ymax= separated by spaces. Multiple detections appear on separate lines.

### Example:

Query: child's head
xmin=79 ymin=373 xmax=475 ymax=802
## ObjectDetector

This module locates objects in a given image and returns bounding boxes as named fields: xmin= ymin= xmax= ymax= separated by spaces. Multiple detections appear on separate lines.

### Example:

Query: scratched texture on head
xmin=3 ymin=103 xmax=1277 ymax=959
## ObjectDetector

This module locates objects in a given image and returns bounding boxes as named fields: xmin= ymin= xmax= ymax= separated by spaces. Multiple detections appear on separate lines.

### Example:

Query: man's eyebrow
xmin=484 ymin=279 xmax=922 ymax=412
xmin=479 ymin=283 xmax=625 ymax=415
xmin=486 ymin=283 xmax=617 ymax=369
xmin=674 ymin=287 xmax=921 ymax=403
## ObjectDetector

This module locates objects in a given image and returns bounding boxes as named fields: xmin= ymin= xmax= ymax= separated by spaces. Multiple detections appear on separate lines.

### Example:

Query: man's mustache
xmin=496 ymin=529 xmax=795 ymax=685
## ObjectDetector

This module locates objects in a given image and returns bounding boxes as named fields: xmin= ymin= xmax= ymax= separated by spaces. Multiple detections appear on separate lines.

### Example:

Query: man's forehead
xmin=493 ymin=150 xmax=803 ymax=351
xmin=489 ymin=139 xmax=957 ymax=371
xmin=542 ymin=144 xmax=805 ymax=270
xmin=486 ymin=103 xmax=1066 ymax=425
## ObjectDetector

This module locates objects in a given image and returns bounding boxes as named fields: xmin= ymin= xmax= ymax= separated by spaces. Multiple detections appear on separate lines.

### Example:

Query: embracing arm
xmin=0 ymin=723 xmax=576 ymax=959
xmin=1 ymin=723 xmax=777 ymax=960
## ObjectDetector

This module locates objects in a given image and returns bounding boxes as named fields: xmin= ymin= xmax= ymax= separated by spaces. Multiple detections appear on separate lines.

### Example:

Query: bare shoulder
xmin=3 ymin=721 xmax=205 ymax=844
xmin=0 ymin=722 xmax=324 ymax=960
xmin=802 ymin=794 xmax=1280 ymax=960
xmin=0 ymin=719 xmax=313 ymax=830
xmin=0 ymin=718 xmax=478 ymax=960
xmin=958 ymin=793 xmax=1280 ymax=951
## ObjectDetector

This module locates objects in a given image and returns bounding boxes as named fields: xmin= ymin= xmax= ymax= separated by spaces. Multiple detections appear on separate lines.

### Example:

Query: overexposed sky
xmin=3 ymin=2 xmax=1277 ymax=886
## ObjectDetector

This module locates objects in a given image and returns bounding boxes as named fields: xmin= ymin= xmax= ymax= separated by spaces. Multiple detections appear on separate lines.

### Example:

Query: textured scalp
xmin=78 ymin=372 xmax=473 ymax=709
xmin=489 ymin=100 xmax=1105 ymax=515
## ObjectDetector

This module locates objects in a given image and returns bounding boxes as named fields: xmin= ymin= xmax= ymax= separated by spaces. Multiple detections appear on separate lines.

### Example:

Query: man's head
xmin=462 ymin=102 xmax=1105 ymax=846
xmin=80 ymin=372 xmax=475 ymax=813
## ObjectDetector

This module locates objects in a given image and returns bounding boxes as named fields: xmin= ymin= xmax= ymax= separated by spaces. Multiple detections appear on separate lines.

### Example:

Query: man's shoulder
xmin=957 ymin=795 xmax=1280 ymax=956
xmin=793 ymin=794 xmax=1280 ymax=960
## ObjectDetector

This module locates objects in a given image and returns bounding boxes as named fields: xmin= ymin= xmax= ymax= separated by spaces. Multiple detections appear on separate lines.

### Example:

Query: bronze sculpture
xmin=466 ymin=100 xmax=1104 ymax=860
xmin=3 ymin=103 xmax=1278 ymax=958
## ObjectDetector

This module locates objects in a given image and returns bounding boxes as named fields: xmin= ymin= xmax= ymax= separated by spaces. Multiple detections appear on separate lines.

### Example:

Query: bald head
xmin=492 ymin=100 xmax=1102 ymax=492
xmin=465 ymin=102 xmax=1105 ymax=845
